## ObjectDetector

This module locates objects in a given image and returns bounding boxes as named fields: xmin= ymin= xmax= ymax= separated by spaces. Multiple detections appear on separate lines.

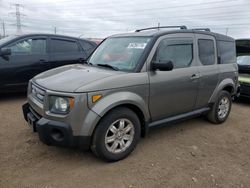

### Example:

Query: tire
xmin=207 ymin=90 xmax=232 ymax=124
xmin=91 ymin=107 xmax=141 ymax=162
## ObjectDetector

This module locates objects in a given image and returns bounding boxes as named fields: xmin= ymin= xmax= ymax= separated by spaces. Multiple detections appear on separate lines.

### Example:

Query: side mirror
xmin=152 ymin=60 xmax=174 ymax=71
xmin=0 ymin=48 xmax=11 ymax=56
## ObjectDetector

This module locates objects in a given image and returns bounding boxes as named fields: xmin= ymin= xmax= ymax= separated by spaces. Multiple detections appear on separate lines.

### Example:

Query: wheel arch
xmin=111 ymin=103 xmax=148 ymax=137
xmin=222 ymin=85 xmax=235 ymax=95
xmin=209 ymin=78 xmax=236 ymax=104
xmin=95 ymin=103 xmax=149 ymax=138
xmin=90 ymin=91 xmax=150 ymax=137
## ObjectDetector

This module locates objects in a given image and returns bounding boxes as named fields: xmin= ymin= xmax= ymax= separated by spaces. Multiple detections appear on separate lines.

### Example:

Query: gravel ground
xmin=0 ymin=93 xmax=249 ymax=188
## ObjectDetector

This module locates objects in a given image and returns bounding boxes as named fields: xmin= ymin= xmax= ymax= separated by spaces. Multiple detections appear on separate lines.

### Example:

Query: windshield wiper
xmin=83 ymin=60 xmax=93 ymax=66
xmin=96 ymin=63 xmax=119 ymax=71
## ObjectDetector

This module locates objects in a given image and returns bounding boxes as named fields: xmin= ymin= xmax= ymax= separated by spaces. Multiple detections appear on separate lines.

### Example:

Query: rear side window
xmin=218 ymin=41 xmax=236 ymax=64
xmin=198 ymin=39 xmax=215 ymax=65
xmin=154 ymin=39 xmax=193 ymax=69
xmin=81 ymin=41 xmax=96 ymax=56
xmin=51 ymin=39 xmax=79 ymax=53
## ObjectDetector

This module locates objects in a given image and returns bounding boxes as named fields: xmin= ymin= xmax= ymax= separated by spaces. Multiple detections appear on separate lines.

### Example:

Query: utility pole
xmin=15 ymin=3 xmax=22 ymax=34
xmin=2 ymin=20 xmax=6 ymax=37
xmin=226 ymin=28 xmax=229 ymax=36
xmin=10 ymin=3 xmax=25 ymax=35
xmin=54 ymin=26 xmax=57 ymax=34
xmin=158 ymin=22 xmax=160 ymax=30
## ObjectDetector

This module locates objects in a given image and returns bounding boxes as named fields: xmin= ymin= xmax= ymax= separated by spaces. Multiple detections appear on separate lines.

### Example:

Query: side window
xmin=51 ymin=39 xmax=79 ymax=53
xmin=198 ymin=39 xmax=215 ymax=65
xmin=154 ymin=39 xmax=193 ymax=69
xmin=81 ymin=41 xmax=95 ymax=56
xmin=218 ymin=41 xmax=236 ymax=64
xmin=7 ymin=38 xmax=46 ymax=55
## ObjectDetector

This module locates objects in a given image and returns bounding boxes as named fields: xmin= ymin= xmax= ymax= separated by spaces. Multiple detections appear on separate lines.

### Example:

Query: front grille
xmin=29 ymin=106 xmax=41 ymax=120
xmin=31 ymin=84 xmax=46 ymax=103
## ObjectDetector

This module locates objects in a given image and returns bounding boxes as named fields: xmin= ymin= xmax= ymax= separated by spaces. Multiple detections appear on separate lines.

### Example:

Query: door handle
xmin=38 ymin=59 xmax=48 ymax=64
xmin=78 ymin=58 xmax=84 ymax=63
xmin=190 ymin=73 xmax=200 ymax=80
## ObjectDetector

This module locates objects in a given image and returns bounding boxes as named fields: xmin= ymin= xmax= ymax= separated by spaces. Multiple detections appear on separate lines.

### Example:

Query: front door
xmin=0 ymin=37 xmax=49 ymax=91
xmin=149 ymin=34 xmax=199 ymax=121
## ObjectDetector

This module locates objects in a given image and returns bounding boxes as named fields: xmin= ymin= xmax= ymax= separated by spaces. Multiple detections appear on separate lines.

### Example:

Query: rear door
xmin=194 ymin=34 xmax=219 ymax=108
xmin=79 ymin=40 xmax=97 ymax=58
xmin=0 ymin=36 xmax=49 ymax=91
xmin=49 ymin=37 xmax=86 ymax=68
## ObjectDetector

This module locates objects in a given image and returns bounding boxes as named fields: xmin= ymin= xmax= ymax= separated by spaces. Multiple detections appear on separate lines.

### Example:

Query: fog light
xmin=51 ymin=129 xmax=64 ymax=142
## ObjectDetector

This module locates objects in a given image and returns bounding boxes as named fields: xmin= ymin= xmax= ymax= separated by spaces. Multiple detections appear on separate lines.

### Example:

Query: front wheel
xmin=207 ymin=90 xmax=232 ymax=124
xmin=91 ymin=107 xmax=141 ymax=162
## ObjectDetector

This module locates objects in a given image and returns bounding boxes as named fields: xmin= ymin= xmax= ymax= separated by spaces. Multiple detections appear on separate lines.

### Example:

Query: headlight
xmin=49 ymin=96 xmax=74 ymax=114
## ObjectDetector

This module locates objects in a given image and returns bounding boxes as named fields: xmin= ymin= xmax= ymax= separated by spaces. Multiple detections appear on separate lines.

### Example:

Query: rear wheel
xmin=207 ymin=90 xmax=232 ymax=124
xmin=91 ymin=107 xmax=141 ymax=162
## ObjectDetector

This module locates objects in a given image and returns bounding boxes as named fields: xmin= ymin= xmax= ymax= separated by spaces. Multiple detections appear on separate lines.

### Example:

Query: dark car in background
xmin=236 ymin=39 xmax=250 ymax=98
xmin=0 ymin=34 xmax=97 ymax=92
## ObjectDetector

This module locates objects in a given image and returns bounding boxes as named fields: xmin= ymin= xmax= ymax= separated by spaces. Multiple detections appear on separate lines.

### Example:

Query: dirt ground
xmin=0 ymin=93 xmax=249 ymax=188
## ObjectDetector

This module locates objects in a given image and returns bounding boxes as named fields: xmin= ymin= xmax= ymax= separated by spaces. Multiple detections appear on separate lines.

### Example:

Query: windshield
xmin=88 ymin=37 xmax=152 ymax=71
xmin=0 ymin=36 xmax=17 ymax=46
xmin=237 ymin=56 xmax=250 ymax=66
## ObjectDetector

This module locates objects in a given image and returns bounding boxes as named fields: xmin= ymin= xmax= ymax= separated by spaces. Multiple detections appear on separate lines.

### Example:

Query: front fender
xmin=88 ymin=90 xmax=150 ymax=121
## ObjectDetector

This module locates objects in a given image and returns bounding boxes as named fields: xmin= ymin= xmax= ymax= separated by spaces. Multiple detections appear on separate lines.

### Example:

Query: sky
xmin=0 ymin=0 xmax=250 ymax=39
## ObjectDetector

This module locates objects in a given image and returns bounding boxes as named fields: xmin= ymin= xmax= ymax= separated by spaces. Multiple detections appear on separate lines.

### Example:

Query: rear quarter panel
xmin=209 ymin=63 xmax=238 ymax=103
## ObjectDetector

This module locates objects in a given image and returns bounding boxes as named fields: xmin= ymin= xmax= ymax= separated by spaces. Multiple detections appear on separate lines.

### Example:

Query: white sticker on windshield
xmin=127 ymin=43 xmax=147 ymax=49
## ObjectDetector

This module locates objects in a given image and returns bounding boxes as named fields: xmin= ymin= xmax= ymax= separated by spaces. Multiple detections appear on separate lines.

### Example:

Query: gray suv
xmin=22 ymin=26 xmax=238 ymax=161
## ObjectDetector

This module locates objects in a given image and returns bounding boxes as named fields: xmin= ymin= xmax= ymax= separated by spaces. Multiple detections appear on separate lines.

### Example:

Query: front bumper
xmin=239 ymin=83 xmax=250 ymax=98
xmin=22 ymin=103 xmax=91 ymax=150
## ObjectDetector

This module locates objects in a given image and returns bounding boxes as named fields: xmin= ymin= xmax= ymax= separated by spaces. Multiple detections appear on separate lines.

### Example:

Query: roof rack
xmin=135 ymin=25 xmax=187 ymax=32
xmin=193 ymin=28 xmax=211 ymax=32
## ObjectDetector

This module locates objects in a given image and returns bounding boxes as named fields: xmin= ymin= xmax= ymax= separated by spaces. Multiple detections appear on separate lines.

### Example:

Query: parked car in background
xmin=86 ymin=38 xmax=103 ymax=45
xmin=236 ymin=39 xmax=250 ymax=98
xmin=0 ymin=34 xmax=97 ymax=93
xmin=23 ymin=26 xmax=238 ymax=162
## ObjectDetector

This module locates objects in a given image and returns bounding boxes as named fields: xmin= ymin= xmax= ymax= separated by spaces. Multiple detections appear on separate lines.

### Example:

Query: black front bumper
xmin=22 ymin=103 xmax=91 ymax=150
xmin=239 ymin=83 xmax=250 ymax=98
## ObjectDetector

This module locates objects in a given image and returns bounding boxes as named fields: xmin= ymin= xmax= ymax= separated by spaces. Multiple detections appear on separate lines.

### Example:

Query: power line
xmin=27 ymin=0 xmax=236 ymax=10
xmin=16 ymin=21 xmax=250 ymax=32
xmin=4 ymin=15 xmax=250 ymax=36
xmin=12 ymin=11 xmax=250 ymax=23
xmin=1 ymin=0 xmax=249 ymax=23
xmin=9 ymin=2 xmax=249 ymax=23
xmin=25 ymin=0 xmax=240 ymax=18
xmin=1 ymin=0 xmax=250 ymax=38
xmin=28 ymin=11 xmax=250 ymax=23
xmin=3 ymin=6 xmax=249 ymax=24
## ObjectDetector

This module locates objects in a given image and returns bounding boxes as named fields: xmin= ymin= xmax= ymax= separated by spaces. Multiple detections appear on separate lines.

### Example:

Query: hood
xmin=33 ymin=64 xmax=121 ymax=92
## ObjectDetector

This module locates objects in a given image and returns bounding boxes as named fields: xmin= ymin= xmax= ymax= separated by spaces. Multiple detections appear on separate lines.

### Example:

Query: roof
xmin=0 ymin=33 xmax=97 ymax=47
xmin=110 ymin=29 xmax=234 ymax=42
xmin=236 ymin=38 xmax=250 ymax=41
xmin=16 ymin=33 xmax=81 ymax=40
